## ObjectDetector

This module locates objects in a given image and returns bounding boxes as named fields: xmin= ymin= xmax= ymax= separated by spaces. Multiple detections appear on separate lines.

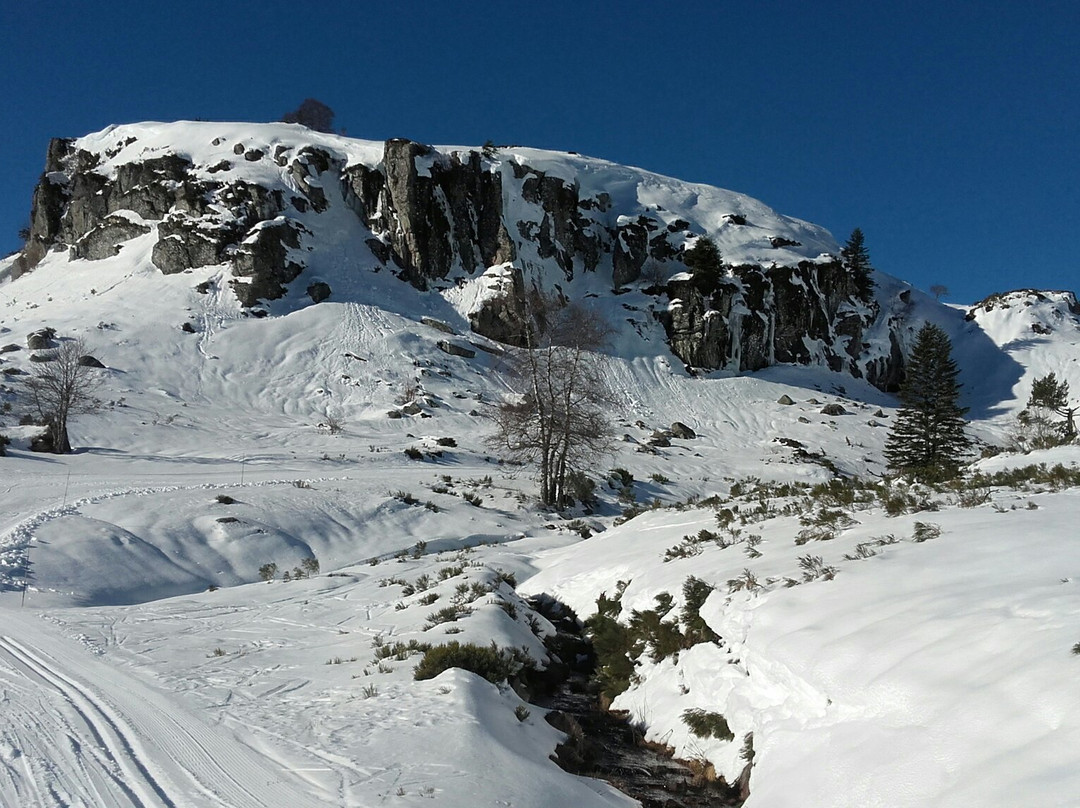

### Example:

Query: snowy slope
xmin=2 ymin=122 xmax=1080 ymax=807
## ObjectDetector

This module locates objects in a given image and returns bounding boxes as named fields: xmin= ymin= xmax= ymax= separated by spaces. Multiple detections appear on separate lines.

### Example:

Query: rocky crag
xmin=12 ymin=122 xmax=907 ymax=388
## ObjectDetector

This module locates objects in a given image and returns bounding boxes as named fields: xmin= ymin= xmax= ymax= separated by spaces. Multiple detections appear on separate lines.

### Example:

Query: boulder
xmin=820 ymin=403 xmax=848 ymax=416
xmin=78 ymin=355 xmax=105 ymax=368
xmin=668 ymin=421 xmax=697 ymax=439
xmin=436 ymin=340 xmax=476 ymax=359
xmin=421 ymin=317 xmax=455 ymax=334
xmin=307 ymin=282 xmax=332 ymax=303
xmin=647 ymin=431 xmax=671 ymax=447
xmin=27 ymin=328 xmax=56 ymax=350
xmin=777 ymin=394 xmax=795 ymax=405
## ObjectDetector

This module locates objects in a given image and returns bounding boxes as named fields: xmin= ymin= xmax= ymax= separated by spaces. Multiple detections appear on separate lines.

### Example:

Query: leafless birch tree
xmin=26 ymin=337 xmax=100 ymax=453
xmin=490 ymin=295 xmax=615 ymax=506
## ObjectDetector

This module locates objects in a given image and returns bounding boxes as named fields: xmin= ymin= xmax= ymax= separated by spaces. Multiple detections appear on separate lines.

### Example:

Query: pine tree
xmin=685 ymin=236 xmax=723 ymax=296
xmin=1021 ymin=372 xmax=1076 ymax=442
xmin=884 ymin=323 xmax=971 ymax=480
xmin=840 ymin=227 xmax=875 ymax=302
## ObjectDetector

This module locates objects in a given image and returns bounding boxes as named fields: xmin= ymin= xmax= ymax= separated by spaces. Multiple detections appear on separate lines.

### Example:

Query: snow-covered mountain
xmin=11 ymin=121 xmax=913 ymax=387
xmin=1 ymin=121 xmax=1079 ymax=808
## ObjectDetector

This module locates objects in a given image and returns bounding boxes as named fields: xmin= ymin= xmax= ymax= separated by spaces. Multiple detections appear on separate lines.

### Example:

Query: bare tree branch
xmin=488 ymin=293 xmax=615 ymax=506
xmin=25 ymin=337 xmax=101 ymax=453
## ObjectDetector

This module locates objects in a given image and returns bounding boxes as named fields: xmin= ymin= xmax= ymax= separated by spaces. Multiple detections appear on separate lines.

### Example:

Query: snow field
xmin=3 ymin=121 xmax=1080 ymax=806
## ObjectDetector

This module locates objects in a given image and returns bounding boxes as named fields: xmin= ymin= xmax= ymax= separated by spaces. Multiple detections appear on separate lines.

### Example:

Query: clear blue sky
xmin=2 ymin=0 xmax=1077 ymax=304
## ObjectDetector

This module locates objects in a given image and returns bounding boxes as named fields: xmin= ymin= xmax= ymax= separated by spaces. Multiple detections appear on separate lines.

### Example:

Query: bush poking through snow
xmin=682 ymin=708 xmax=735 ymax=741
xmin=912 ymin=522 xmax=942 ymax=542
xmin=740 ymin=732 xmax=755 ymax=763
xmin=413 ymin=641 xmax=532 ymax=684
xmin=585 ymin=577 xmax=719 ymax=702
xmin=424 ymin=605 xmax=473 ymax=629
xmin=727 ymin=568 xmax=762 ymax=594
xmin=798 ymin=554 xmax=837 ymax=582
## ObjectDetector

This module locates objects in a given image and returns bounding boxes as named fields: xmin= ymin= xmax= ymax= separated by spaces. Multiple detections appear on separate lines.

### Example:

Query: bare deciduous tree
xmin=489 ymin=295 xmax=615 ymax=506
xmin=930 ymin=284 xmax=949 ymax=301
xmin=25 ymin=337 xmax=100 ymax=453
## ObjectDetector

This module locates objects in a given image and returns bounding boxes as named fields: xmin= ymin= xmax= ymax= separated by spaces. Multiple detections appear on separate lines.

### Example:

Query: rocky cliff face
xmin=12 ymin=121 xmax=907 ymax=388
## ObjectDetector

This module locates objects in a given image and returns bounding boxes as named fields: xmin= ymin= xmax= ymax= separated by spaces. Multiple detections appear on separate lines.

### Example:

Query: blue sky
xmin=2 ymin=1 xmax=1076 ymax=303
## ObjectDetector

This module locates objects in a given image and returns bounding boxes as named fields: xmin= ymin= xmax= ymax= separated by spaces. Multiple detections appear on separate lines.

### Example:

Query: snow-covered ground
xmin=2 ymin=126 xmax=1080 ymax=806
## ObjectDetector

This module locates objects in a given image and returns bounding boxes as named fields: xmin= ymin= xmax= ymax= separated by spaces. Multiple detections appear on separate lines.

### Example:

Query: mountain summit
xmin=12 ymin=120 xmax=913 ymax=387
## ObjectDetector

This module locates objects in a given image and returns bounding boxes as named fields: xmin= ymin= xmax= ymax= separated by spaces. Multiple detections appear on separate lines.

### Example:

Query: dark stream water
xmin=528 ymin=596 xmax=744 ymax=808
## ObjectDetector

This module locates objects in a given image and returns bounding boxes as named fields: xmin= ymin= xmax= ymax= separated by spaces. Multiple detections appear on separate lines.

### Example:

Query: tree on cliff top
xmin=281 ymin=99 xmax=335 ymax=133
xmin=685 ymin=236 xmax=724 ymax=297
xmin=840 ymin=227 xmax=875 ymax=302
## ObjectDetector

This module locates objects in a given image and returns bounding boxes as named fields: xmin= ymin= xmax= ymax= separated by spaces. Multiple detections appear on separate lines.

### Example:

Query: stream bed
xmin=529 ymin=596 xmax=744 ymax=807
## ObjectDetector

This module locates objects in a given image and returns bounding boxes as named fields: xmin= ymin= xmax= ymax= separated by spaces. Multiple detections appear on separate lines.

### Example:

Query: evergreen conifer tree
xmin=884 ymin=322 xmax=970 ymax=480
xmin=840 ymin=227 xmax=875 ymax=301
xmin=685 ymin=236 xmax=724 ymax=296
xmin=1021 ymin=372 xmax=1077 ymax=442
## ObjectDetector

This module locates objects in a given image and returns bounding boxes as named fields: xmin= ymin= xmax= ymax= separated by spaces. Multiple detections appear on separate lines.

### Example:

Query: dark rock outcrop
xmin=660 ymin=259 xmax=890 ymax=380
xmin=342 ymin=140 xmax=514 ymax=287
xmin=70 ymin=215 xmax=151 ymax=260
xmin=11 ymin=126 xmax=913 ymax=389
xmin=230 ymin=219 xmax=307 ymax=307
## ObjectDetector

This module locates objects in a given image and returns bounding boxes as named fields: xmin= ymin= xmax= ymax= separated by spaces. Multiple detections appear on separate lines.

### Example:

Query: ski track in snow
xmin=0 ymin=619 xmax=331 ymax=808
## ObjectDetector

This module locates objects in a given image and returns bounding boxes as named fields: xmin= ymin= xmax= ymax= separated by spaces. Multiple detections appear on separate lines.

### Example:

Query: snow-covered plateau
xmin=0 ymin=122 xmax=1078 ymax=807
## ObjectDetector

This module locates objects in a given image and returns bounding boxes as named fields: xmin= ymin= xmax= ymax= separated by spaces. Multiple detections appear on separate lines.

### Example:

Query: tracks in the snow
xmin=0 ymin=635 xmax=175 ymax=807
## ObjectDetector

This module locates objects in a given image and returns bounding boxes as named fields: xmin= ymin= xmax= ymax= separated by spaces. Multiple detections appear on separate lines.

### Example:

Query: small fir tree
xmin=884 ymin=323 xmax=970 ymax=480
xmin=1021 ymin=372 xmax=1076 ymax=442
xmin=685 ymin=236 xmax=724 ymax=296
xmin=840 ymin=227 xmax=875 ymax=302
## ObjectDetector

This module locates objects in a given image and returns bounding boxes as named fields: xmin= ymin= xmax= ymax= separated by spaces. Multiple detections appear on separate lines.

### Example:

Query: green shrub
xmin=404 ymin=447 xmax=423 ymax=460
xmin=681 ymin=577 xmax=718 ymax=642
xmin=424 ymin=605 xmax=472 ymax=629
xmin=413 ymin=641 xmax=528 ymax=683
xmin=565 ymin=470 xmax=598 ymax=508
xmin=912 ymin=522 xmax=941 ymax=542
xmin=741 ymin=732 xmax=755 ymax=763
xmin=585 ymin=612 xmax=636 ymax=700
xmin=682 ymin=708 xmax=734 ymax=741
xmin=798 ymin=554 xmax=837 ymax=581
xmin=372 ymin=639 xmax=430 ymax=663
